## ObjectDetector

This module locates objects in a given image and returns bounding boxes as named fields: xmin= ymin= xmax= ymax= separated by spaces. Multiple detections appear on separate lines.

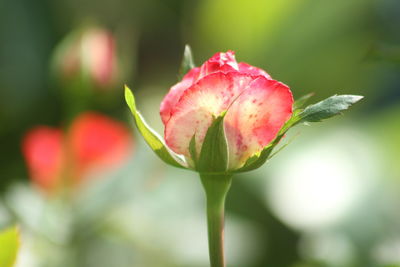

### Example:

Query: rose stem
xmin=200 ymin=174 xmax=232 ymax=267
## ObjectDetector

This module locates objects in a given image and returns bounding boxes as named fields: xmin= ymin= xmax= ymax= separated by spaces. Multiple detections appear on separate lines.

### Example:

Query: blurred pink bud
xmin=56 ymin=27 xmax=118 ymax=87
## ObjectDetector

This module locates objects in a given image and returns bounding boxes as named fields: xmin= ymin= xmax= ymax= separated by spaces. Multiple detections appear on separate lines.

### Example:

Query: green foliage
xmin=298 ymin=94 xmax=363 ymax=123
xmin=0 ymin=226 xmax=20 ymax=267
xmin=124 ymin=86 xmax=186 ymax=169
xmin=197 ymin=114 xmax=229 ymax=173
xmin=179 ymin=45 xmax=196 ymax=79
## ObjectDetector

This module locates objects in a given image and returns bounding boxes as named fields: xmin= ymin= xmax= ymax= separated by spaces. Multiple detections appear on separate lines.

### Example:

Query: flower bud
xmin=160 ymin=51 xmax=293 ymax=170
xmin=54 ymin=26 xmax=118 ymax=88
xmin=125 ymin=47 xmax=363 ymax=173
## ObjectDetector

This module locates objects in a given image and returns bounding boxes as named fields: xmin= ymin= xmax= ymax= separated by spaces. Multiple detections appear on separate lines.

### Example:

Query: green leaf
xmin=0 ymin=226 xmax=20 ymax=267
xmin=197 ymin=114 xmax=229 ymax=173
xmin=299 ymin=94 xmax=363 ymax=123
xmin=179 ymin=45 xmax=195 ymax=79
xmin=293 ymin=92 xmax=314 ymax=109
xmin=124 ymin=86 xmax=186 ymax=169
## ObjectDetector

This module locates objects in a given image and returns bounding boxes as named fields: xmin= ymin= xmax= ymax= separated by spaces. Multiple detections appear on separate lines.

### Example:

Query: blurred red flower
xmin=22 ymin=112 xmax=132 ymax=193
xmin=68 ymin=112 xmax=132 ymax=183
xmin=22 ymin=127 xmax=64 ymax=192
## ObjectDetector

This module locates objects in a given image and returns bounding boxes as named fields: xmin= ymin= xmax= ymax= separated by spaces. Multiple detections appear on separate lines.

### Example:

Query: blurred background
xmin=0 ymin=0 xmax=399 ymax=266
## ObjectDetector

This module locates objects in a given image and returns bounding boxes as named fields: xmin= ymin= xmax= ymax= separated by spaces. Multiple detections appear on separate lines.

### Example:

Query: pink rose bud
xmin=125 ymin=47 xmax=362 ymax=173
xmin=56 ymin=27 xmax=118 ymax=88
xmin=160 ymin=51 xmax=293 ymax=169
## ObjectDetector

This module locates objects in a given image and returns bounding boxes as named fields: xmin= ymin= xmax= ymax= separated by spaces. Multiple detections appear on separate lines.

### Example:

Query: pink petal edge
xmin=224 ymin=76 xmax=293 ymax=169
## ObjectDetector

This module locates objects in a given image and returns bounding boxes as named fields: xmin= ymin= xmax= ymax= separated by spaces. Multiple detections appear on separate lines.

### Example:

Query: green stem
xmin=200 ymin=174 xmax=232 ymax=267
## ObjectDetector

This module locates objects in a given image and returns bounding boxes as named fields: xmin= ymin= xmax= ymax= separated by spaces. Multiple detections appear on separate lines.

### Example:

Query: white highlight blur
xmin=266 ymin=126 xmax=378 ymax=231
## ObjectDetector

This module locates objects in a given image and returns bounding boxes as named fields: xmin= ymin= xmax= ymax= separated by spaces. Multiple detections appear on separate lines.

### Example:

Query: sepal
xmin=197 ymin=113 xmax=229 ymax=173
xmin=293 ymin=92 xmax=314 ymax=110
xmin=124 ymin=86 xmax=187 ymax=169
xmin=0 ymin=226 xmax=20 ymax=267
xmin=179 ymin=44 xmax=196 ymax=79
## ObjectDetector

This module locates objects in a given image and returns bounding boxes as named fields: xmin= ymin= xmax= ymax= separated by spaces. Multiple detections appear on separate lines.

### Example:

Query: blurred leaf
xmin=0 ymin=226 xmax=20 ymax=267
xmin=179 ymin=45 xmax=196 ymax=79
xmin=198 ymin=114 xmax=228 ymax=173
xmin=299 ymin=94 xmax=364 ymax=123
xmin=291 ymin=262 xmax=329 ymax=267
xmin=124 ymin=86 xmax=187 ymax=169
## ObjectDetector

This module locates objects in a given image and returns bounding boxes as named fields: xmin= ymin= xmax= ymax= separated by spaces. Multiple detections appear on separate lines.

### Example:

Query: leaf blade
xmin=0 ymin=226 xmax=20 ymax=267
xmin=179 ymin=44 xmax=196 ymax=79
xmin=299 ymin=94 xmax=363 ymax=123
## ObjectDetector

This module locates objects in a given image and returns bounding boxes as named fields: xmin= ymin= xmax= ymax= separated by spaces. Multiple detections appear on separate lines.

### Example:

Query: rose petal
xmin=160 ymin=52 xmax=271 ymax=126
xmin=238 ymin=62 xmax=272 ymax=79
xmin=165 ymin=72 xmax=254 ymax=158
xmin=160 ymin=67 xmax=200 ymax=124
xmin=199 ymin=50 xmax=239 ymax=79
xmin=224 ymin=77 xmax=293 ymax=169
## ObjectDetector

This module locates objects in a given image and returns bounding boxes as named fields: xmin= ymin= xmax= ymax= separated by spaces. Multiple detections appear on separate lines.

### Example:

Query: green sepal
xmin=234 ymin=133 xmax=286 ymax=173
xmin=293 ymin=92 xmax=314 ymax=110
xmin=124 ymin=86 xmax=187 ymax=169
xmin=179 ymin=44 xmax=196 ymax=79
xmin=234 ymin=144 xmax=274 ymax=173
xmin=0 ymin=226 xmax=20 ymax=267
xmin=197 ymin=113 xmax=229 ymax=173
xmin=189 ymin=134 xmax=198 ymax=167
xmin=298 ymin=94 xmax=363 ymax=123
xmin=232 ymin=109 xmax=298 ymax=173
